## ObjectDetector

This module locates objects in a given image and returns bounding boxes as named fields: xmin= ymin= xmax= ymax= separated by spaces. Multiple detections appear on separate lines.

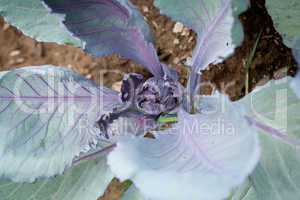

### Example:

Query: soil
xmin=0 ymin=0 xmax=298 ymax=200
xmin=200 ymin=0 xmax=298 ymax=100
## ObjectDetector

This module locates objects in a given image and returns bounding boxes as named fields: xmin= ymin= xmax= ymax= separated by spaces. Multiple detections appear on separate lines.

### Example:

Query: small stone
xmin=86 ymin=74 xmax=93 ymax=79
xmin=142 ymin=6 xmax=149 ymax=13
xmin=274 ymin=67 xmax=288 ymax=80
xmin=173 ymin=22 xmax=184 ymax=33
xmin=181 ymin=27 xmax=190 ymax=36
xmin=112 ymin=81 xmax=122 ymax=92
xmin=173 ymin=38 xmax=180 ymax=45
xmin=173 ymin=57 xmax=181 ymax=64
xmin=9 ymin=50 xmax=21 ymax=57
xmin=3 ymin=23 xmax=10 ymax=31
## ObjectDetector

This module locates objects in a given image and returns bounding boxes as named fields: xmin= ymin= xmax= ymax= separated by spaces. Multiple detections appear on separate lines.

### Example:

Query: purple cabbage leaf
xmin=108 ymin=95 xmax=260 ymax=200
xmin=3 ymin=0 xmax=300 ymax=200
xmin=0 ymin=65 xmax=162 ymax=199
xmin=0 ymin=0 xmax=168 ymax=78
xmin=0 ymin=65 xmax=124 ymax=182
xmin=42 ymin=0 xmax=166 ymax=78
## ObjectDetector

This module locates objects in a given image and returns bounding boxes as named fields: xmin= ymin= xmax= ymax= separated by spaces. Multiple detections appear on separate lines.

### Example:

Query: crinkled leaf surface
xmin=234 ymin=77 xmax=300 ymax=200
xmin=0 ymin=157 xmax=113 ymax=200
xmin=108 ymin=96 xmax=260 ymax=200
xmin=155 ymin=0 xmax=247 ymax=96
xmin=0 ymin=65 xmax=122 ymax=182
xmin=265 ymin=0 xmax=300 ymax=65
xmin=42 ymin=0 xmax=164 ymax=77
xmin=0 ymin=0 xmax=82 ymax=46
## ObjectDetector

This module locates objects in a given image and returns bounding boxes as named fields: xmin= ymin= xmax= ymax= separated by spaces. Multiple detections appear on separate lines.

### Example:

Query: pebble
xmin=273 ymin=67 xmax=288 ymax=80
xmin=2 ymin=23 xmax=10 ymax=31
xmin=142 ymin=6 xmax=149 ymax=13
xmin=173 ymin=38 xmax=180 ymax=45
xmin=181 ymin=27 xmax=190 ymax=36
xmin=9 ymin=57 xmax=24 ymax=65
xmin=188 ymin=37 xmax=194 ymax=43
xmin=173 ymin=22 xmax=184 ymax=33
xmin=86 ymin=74 xmax=93 ymax=79
xmin=173 ymin=57 xmax=181 ymax=64
xmin=9 ymin=50 xmax=21 ymax=57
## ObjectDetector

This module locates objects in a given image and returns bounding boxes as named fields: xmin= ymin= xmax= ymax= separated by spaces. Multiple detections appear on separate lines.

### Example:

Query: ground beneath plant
xmin=0 ymin=0 xmax=298 ymax=199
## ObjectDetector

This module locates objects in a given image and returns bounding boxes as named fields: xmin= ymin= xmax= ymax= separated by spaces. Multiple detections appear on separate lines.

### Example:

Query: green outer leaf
xmin=239 ymin=188 xmax=257 ymax=200
xmin=0 ymin=157 xmax=114 ymax=200
xmin=231 ymin=187 xmax=257 ymax=200
xmin=233 ymin=77 xmax=300 ymax=200
xmin=229 ymin=179 xmax=257 ymax=200
xmin=265 ymin=0 xmax=300 ymax=66
xmin=0 ymin=0 xmax=83 ymax=46
xmin=265 ymin=0 xmax=300 ymax=47
xmin=121 ymin=186 xmax=146 ymax=200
